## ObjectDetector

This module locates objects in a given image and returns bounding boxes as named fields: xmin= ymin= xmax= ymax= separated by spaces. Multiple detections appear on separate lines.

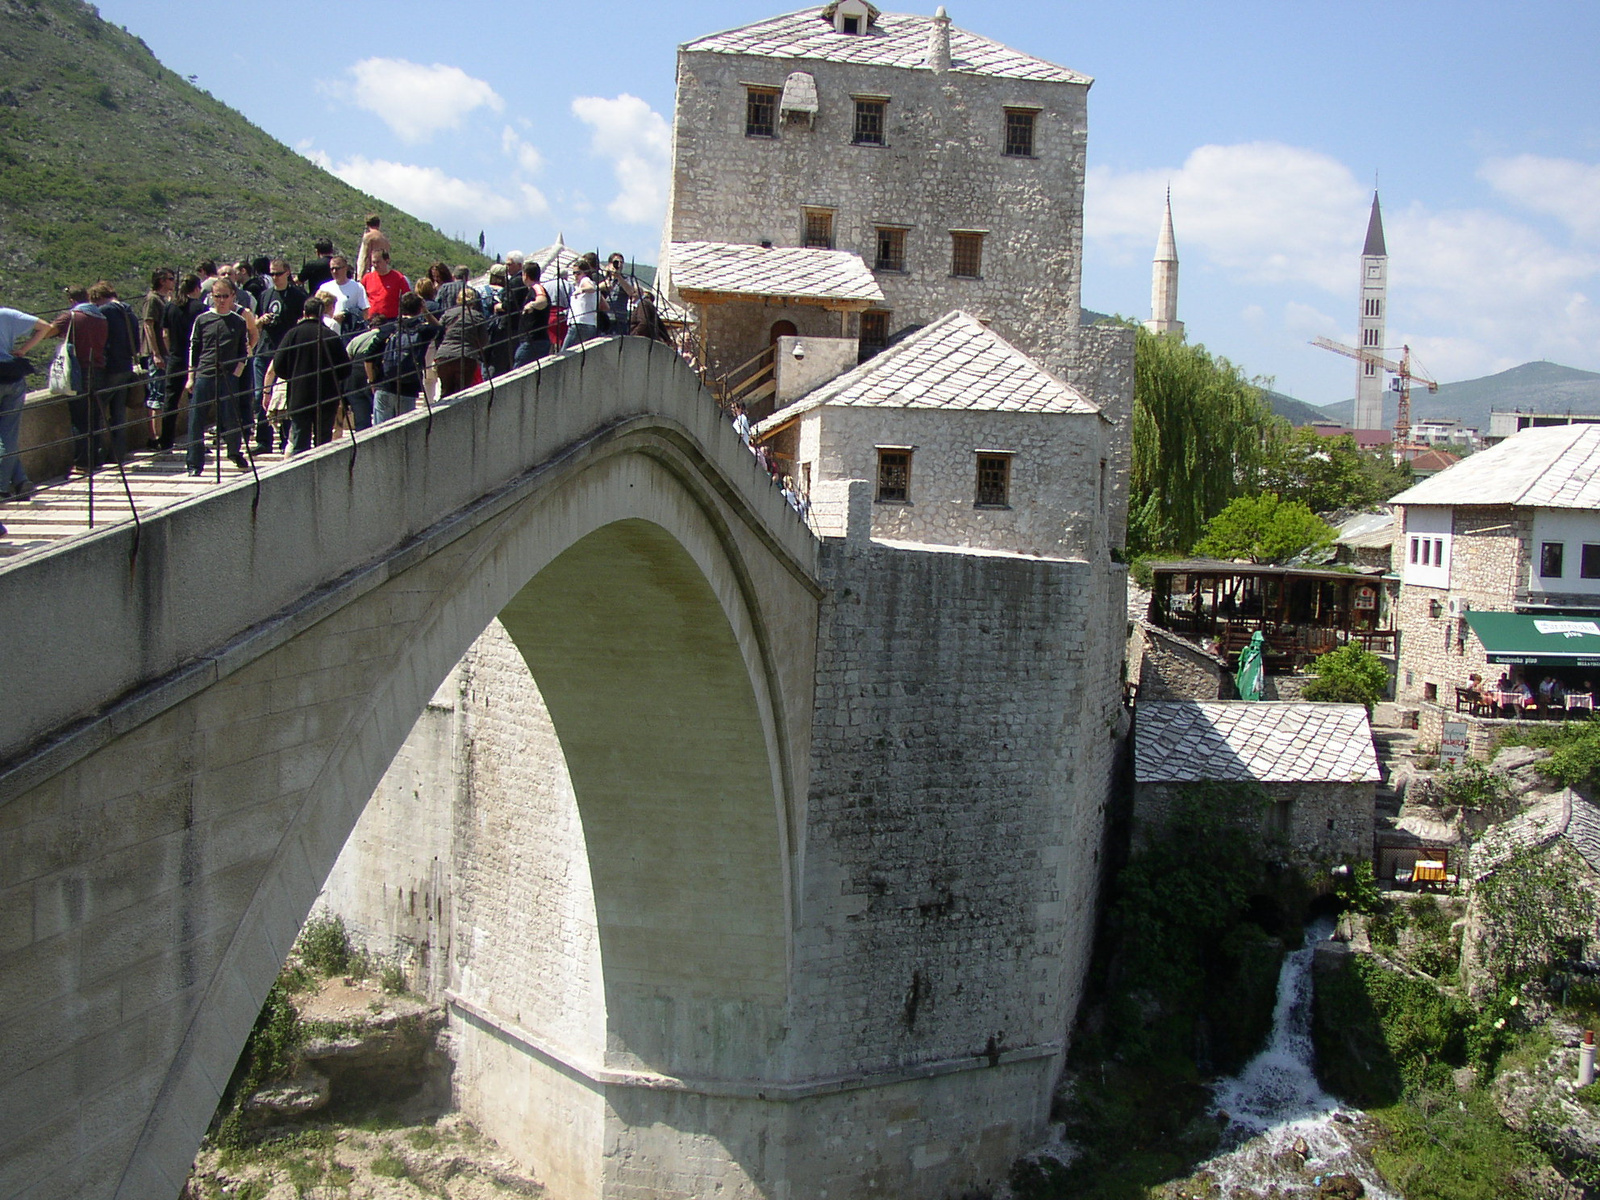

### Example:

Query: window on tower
xmin=1362 ymin=328 xmax=1380 ymax=347
xmin=853 ymin=98 xmax=887 ymax=146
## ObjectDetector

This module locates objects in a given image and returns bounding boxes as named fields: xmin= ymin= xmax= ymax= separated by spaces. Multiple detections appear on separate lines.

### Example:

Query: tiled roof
xmin=1389 ymin=424 xmax=1600 ymax=510
xmin=1134 ymin=702 xmax=1381 ymax=784
xmin=1335 ymin=511 xmax=1395 ymax=550
xmin=755 ymin=311 xmax=1095 ymax=429
xmin=1473 ymin=789 xmax=1600 ymax=880
xmin=668 ymin=241 xmax=884 ymax=304
xmin=683 ymin=8 xmax=1090 ymax=84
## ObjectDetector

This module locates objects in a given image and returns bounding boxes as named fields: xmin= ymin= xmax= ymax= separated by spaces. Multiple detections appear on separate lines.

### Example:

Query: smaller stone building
xmin=1133 ymin=701 xmax=1380 ymax=868
xmin=755 ymin=310 xmax=1112 ymax=558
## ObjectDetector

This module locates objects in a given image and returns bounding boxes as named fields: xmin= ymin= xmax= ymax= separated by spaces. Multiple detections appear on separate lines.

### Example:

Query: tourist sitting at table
xmin=1510 ymin=676 xmax=1537 ymax=714
xmin=1539 ymin=675 xmax=1566 ymax=714
xmin=1496 ymin=670 xmax=1513 ymax=693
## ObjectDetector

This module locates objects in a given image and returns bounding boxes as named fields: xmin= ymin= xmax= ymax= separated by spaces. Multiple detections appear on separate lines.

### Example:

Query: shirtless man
xmin=356 ymin=214 xmax=392 ymax=279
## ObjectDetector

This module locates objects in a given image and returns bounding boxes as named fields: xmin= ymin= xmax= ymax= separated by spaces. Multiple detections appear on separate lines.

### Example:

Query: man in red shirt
xmin=360 ymin=251 xmax=410 ymax=323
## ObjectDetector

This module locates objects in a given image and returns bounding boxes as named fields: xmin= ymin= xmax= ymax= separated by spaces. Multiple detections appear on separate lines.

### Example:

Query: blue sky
xmin=99 ymin=1 xmax=1600 ymax=406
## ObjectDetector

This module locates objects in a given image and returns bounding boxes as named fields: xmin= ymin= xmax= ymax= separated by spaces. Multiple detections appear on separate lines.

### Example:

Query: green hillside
xmin=0 ymin=0 xmax=486 ymax=320
xmin=1315 ymin=361 xmax=1600 ymax=430
xmin=1263 ymin=388 xmax=1333 ymax=426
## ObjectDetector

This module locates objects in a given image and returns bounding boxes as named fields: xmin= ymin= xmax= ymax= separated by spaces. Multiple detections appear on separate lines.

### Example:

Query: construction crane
xmin=1311 ymin=336 xmax=1439 ymax=451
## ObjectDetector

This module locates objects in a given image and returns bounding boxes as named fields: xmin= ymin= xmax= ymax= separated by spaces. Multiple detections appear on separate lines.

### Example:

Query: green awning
xmin=1465 ymin=611 xmax=1600 ymax=667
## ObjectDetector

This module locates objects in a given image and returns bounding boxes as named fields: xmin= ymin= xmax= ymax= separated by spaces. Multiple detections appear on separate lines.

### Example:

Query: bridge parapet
xmin=0 ymin=337 xmax=816 ymax=794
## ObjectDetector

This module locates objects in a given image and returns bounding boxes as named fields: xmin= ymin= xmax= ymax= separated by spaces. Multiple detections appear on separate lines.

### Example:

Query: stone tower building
xmin=1144 ymin=187 xmax=1182 ymax=337
xmin=660 ymin=1 xmax=1092 ymax=378
xmin=1354 ymin=191 xmax=1388 ymax=431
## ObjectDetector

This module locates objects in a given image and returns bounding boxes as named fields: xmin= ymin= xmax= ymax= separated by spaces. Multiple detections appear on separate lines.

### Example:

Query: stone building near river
xmin=1134 ymin=701 xmax=1381 ymax=868
xmin=660 ymin=0 xmax=1092 ymax=379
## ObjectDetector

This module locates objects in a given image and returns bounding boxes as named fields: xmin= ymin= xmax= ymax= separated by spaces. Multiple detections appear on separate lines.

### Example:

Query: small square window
xmin=1583 ymin=544 xmax=1600 ymax=579
xmin=950 ymin=231 xmax=983 ymax=279
xmin=874 ymin=226 xmax=906 ymax=272
xmin=859 ymin=310 xmax=890 ymax=360
xmin=853 ymin=99 xmax=886 ymax=146
xmin=746 ymin=88 xmax=777 ymax=138
xmin=1542 ymin=541 xmax=1565 ymax=578
xmin=877 ymin=449 xmax=910 ymax=503
xmin=1424 ymin=682 xmax=1438 ymax=703
xmin=975 ymin=454 xmax=1011 ymax=507
xmin=842 ymin=14 xmax=860 ymax=33
xmin=1003 ymin=109 xmax=1036 ymax=157
xmin=803 ymin=208 xmax=834 ymax=250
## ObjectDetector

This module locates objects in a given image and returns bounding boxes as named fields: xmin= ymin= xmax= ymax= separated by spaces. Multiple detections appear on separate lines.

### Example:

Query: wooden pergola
xmin=1148 ymin=559 xmax=1396 ymax=669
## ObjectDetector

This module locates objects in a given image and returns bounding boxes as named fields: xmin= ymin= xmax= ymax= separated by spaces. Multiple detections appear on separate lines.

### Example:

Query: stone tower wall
xmin=666 ymin=49 xmax=1088 ymax=376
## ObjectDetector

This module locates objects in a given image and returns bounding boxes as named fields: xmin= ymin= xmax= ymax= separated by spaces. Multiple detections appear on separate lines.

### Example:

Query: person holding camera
xmin=600 ymin=253 xmax=637 ymax=335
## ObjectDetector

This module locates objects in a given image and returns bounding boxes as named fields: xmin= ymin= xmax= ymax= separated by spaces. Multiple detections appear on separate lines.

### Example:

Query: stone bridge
xmin=0 ymin=334 xmax=1116 ymax=1200
xmin=0 ymin=339 xmax=827 ymax=1199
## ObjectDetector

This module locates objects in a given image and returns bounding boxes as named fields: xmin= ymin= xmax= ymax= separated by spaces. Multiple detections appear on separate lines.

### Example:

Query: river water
xmin=1200 ymin=919 xmax=1399 ymax=1198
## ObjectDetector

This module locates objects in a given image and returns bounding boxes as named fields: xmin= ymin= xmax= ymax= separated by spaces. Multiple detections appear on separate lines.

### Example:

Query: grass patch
xmin=1014 ymin=1062 xmax=1219 ymax=1200
xmin=407 ymin=1126 xmax=441 ymax=1151
xmin=1370 ymin=1089 xmax=1545 ymax=1200
xmin=370 ymin=1152 xmax=409 ymax=1179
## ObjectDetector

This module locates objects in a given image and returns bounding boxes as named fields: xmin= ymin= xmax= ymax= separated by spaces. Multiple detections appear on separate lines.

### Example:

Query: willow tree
xmin=1130 ymin=327 xmax=1280 ymax=557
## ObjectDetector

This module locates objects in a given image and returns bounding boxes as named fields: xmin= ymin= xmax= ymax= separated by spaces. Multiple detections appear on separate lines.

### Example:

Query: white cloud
xmin=1480 ymin=154 xmax=1600 ymax=244
xmin=570 ymin=94 xmax=671 ymax=226
xmin=1088 ymin=142 xmax=1367 ymax=293
xmin=500 ymin=126 xmax=545 ymax=175
xmin=1090 ymin=141 xmax=1600 ymax=384
xmin=302 ymin=150 xmax=547 ymax=228
xmin=340 ymin=59 xmax=504 ymax=143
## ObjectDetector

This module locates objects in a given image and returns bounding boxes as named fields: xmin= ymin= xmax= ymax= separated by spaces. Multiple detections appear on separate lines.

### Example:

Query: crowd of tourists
xmin=0 ymin=216 xmax=673 ymax=500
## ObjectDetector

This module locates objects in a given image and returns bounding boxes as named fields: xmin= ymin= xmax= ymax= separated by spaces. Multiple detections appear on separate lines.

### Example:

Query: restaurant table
xmin=1412 ymin=860 xmax=1448 ymax=886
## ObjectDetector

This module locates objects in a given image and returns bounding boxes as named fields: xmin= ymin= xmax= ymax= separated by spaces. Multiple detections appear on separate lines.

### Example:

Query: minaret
xmin=1354 ymin=192 xmax=1388 ymax=431
xmin=1144 ymin=188 xmax=1182 ymax=337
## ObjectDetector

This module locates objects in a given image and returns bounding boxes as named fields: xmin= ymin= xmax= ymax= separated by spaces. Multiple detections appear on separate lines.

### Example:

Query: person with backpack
xmin=265 ymin=295 xmax=349 ymax=455
xmin=435 ymin=286 xmax=487 ymax=398
xmin=513 ymin=261 xmax=552 ymax=369
xmin=90 ymin=281 xmax=140 ymax=465
xmin=368 ymin=292 xmax=438 ymax=423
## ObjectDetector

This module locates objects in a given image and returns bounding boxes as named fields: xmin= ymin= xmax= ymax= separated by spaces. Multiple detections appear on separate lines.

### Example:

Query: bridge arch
xmin=0 ymin=346 xmax=820 ymax=1200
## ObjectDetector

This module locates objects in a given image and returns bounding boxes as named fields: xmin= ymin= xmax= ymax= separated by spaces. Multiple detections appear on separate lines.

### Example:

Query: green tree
xmin=1261 ymin=427 xmax=1413 ymax=514
xmin=1302 ymin=643 xmax=1390 ymax=711
xmin=1193 ymin=493 xmax=1335 ymax=563
xmin=1130 ymin=326 xmax=1280 ymax=556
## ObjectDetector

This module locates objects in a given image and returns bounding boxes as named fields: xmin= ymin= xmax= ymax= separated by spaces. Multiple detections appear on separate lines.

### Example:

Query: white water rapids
xmin=1199 ymin=919 xmax=1399 ymax=1198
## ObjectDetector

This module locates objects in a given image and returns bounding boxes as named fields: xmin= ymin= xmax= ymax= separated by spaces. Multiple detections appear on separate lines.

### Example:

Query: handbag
xmin=266 ymin=379 xmax=291 ymax=419
xmin=47 ymin=341 xmax=75 ymax=396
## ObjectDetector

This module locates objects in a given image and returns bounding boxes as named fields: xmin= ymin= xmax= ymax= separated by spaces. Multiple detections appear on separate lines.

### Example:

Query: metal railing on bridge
xmin=0 ymin=311 xmax=815 ymax=563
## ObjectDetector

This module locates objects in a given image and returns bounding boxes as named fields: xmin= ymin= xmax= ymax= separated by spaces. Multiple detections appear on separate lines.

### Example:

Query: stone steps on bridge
xmin=0 ymin=446 xmax=291 ymax=558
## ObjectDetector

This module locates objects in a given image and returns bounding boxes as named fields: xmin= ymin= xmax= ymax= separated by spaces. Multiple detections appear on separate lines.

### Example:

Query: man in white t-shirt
xmin=323 ymin=256 xmax=369 ymax=327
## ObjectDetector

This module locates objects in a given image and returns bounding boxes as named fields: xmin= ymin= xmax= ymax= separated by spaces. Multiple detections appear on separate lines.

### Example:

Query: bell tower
xmin=1354 ymin=192 xmax=1388 ymax=431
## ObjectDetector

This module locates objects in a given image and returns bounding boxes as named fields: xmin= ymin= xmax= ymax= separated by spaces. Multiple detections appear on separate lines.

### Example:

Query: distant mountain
xmin=1314 ymin=362 xmax=1600 ymax=431
xmin=0 ymin=0 xmax=486 ymax=320
xmin=1263 ymin=389 xmax=1333 ymax=426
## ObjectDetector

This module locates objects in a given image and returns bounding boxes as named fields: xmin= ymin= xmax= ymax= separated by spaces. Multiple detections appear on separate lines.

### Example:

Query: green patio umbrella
xmin=1235 ymin=631 xmax=1265 ymax=701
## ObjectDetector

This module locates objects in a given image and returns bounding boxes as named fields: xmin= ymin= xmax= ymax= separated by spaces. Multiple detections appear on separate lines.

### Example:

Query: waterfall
xmin=1201 ymin=919 xmax=1399 ymax=1198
